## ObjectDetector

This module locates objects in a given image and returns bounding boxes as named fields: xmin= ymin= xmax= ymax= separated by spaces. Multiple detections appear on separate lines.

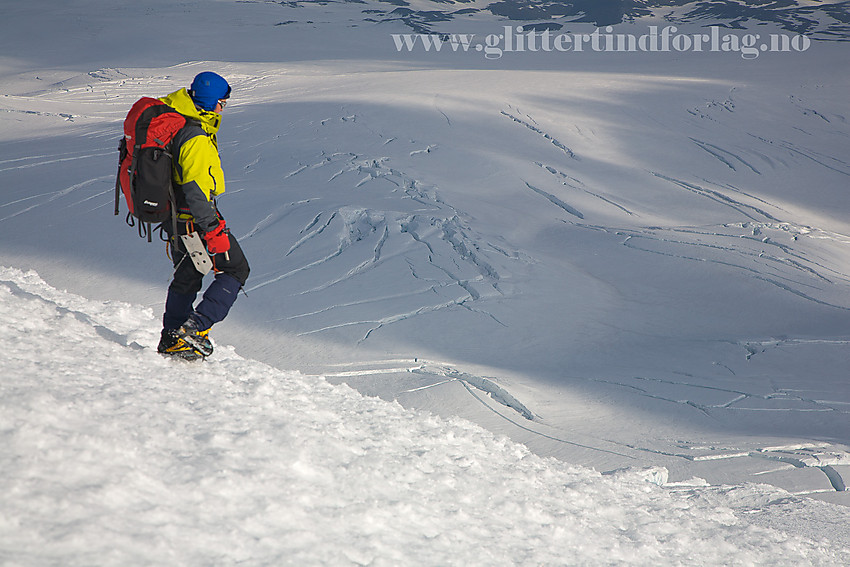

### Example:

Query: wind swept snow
xmin=1 ymin=267 xmax=848 ymax=565
xmin=2 ymin=0 xmax=850 ymax=562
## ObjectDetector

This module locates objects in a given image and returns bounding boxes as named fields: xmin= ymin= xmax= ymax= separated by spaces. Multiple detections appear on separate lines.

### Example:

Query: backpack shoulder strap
xmin=164 ymin=120 xmax=206 ymax=240
xmin=170 ymin=120 xmax=206 ymax=150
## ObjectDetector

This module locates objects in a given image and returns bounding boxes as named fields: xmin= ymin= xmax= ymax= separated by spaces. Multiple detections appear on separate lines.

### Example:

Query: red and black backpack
xmin=115 ymin=97 xmax=187 ymax=240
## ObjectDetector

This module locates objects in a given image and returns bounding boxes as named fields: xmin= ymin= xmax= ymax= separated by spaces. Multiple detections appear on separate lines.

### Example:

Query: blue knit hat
xmin=189 ymin=72 xmax=231 ymax=111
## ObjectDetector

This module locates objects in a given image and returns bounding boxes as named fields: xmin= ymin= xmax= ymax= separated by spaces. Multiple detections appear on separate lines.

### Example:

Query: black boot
xmin=176 ymin=317 xmax=214 ymax=358
xmin=157 ymin=328 xmax=206 ymax=361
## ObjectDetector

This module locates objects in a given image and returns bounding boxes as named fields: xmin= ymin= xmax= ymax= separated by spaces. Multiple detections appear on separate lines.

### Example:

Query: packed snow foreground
xmin=0 ymin=266 xmax=846 ymax=565
xmin=2 ymin=0 xmax=850 ymax=563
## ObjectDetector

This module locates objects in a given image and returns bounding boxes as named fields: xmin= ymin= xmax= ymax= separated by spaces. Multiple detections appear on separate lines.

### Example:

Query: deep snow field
xmin=2 ymin=0 xmax=850 ymax=564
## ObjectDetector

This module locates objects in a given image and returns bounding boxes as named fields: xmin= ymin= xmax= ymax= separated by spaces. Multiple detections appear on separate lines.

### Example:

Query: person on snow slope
xmin=156 ymin=72 xmax=250 ymax=360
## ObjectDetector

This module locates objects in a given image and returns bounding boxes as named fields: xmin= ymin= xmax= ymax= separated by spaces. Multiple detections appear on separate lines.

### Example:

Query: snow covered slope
xmin=1 ymin=0 xmax=850 ymax=559
xmin=2 ymin=266 xmax=849 ymax=565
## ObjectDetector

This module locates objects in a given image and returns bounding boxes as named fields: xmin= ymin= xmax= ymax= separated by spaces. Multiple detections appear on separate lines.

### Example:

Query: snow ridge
xmin=1 ymin=266 xmax=847 ymax=565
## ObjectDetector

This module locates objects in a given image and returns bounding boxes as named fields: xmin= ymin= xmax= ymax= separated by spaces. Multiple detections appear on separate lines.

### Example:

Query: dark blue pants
xmin=163 ymin=227 xmax=250 ymax=331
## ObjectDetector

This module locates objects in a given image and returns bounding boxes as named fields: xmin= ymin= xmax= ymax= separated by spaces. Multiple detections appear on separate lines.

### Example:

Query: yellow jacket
xmin=159 ymin=88 xmax=225 ymax=231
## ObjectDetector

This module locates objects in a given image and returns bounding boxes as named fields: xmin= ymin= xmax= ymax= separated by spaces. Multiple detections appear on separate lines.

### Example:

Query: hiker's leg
xmin=191 ymin=234 xmax=249 ymax=330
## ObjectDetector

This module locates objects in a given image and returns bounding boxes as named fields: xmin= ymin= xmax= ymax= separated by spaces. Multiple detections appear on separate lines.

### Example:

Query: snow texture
xmin=1 ymin=266 xmax=847 ymax=565
xmin=1 ymin=0 xmax=850 ymax=563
